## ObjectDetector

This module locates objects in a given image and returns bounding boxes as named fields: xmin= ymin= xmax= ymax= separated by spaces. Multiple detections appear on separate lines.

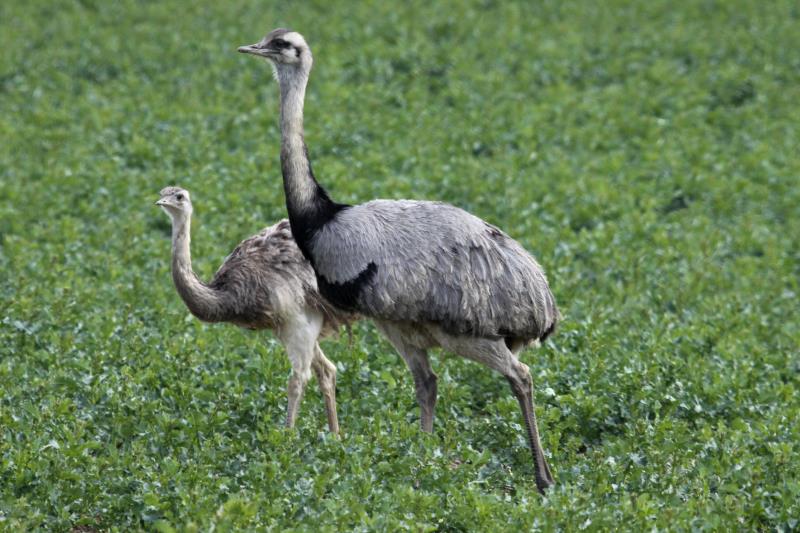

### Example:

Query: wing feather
xmin=310 ymin=200 xmax=558 ymax=339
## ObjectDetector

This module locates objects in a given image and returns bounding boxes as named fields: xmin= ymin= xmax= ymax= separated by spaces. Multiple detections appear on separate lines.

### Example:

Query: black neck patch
xmin=281 ymin=140 xmax=350 ymax=261
xmin=285 ymin=183 xmax=349 ymax=262
xmin=316 ymin=262 xmax=377 ymax=311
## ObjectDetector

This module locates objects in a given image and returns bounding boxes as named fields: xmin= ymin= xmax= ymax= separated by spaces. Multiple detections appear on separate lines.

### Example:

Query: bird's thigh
xmin=439 ymin=335 xmax=518 ymax=376
xmin=278 ymin=314 xmax=323 ymax=379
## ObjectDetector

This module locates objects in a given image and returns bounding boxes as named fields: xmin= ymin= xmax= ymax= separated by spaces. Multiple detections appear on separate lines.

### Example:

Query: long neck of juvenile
xmin=170 ymin=214 xmax=227 ymax=322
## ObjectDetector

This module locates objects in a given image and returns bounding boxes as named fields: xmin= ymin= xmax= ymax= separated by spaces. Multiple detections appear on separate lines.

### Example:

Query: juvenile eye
xmin=272 ymin=39 xmax=289 ymax=49
xmin=176 ymin=193 xmax=184 ymax=201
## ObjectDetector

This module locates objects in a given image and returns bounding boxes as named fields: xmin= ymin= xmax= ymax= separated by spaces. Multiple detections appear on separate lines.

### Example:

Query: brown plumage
xmin=201 ymin=218 xmax=344 ymax=334
xmin=156 ymin=186 xmax=353 ymax=433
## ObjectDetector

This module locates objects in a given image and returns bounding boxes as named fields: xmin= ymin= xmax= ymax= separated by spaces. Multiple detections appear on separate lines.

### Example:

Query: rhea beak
xmin=155 ymin=198 xmax=167 ymax=206
xmin=238 ymin=43 xmax=272 ymax=56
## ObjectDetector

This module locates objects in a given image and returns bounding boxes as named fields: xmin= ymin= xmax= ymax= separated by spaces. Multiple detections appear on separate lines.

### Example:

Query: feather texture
xmin=206 ymin=219 xmax=348 ymax=333
xmin=310 ymin=200 xmax=558 ymax=340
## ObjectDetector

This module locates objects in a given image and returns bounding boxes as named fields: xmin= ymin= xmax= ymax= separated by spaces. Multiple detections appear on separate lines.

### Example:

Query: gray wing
xmin=310 ymin=200 xmax=558 ymax=339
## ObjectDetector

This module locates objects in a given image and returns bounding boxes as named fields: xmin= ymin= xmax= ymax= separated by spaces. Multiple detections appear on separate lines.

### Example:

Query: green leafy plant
xmin=1 ymin=0 xmax=798 ymax=530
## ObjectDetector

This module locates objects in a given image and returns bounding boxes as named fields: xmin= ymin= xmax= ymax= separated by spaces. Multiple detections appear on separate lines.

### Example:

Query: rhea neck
xmin=170 ymin=210 xmax=193 ymax=273
xmin=168 ymin=209 xmax=227 ymax=322
xmin=274 ymin=60 xmax=346 ymax=256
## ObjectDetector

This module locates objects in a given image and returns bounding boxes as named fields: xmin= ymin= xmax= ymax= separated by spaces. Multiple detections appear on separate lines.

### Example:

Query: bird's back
xmin=309 ymin=200 xmax=558 ymax=341
xmin=211 ymin=220 xmax=349 ymax=331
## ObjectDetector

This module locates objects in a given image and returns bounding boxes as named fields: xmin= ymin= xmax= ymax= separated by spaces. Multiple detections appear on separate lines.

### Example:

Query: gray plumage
xmin=311 ymin=199 xmax=558 ymax=341
xmin=240 ymin=29 xmax=559 ymax=492
xmin=156 ymin=186 xmax=351 ymax=433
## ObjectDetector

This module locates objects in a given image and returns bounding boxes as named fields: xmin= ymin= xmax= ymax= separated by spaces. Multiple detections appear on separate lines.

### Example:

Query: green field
xmin=1 ymin=0 xmax=799 ymax=530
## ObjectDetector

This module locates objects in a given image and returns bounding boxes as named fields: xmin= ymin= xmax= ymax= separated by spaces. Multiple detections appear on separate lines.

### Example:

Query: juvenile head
xmin=156 ymin=186 xmax=192 ymax=220
xmin=238 ymin=28 xmax=312 ymax=77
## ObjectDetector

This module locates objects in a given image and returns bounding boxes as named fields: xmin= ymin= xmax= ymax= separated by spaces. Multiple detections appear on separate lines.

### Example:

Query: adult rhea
xmin=239 ymin=29 xmax=559 ymax=492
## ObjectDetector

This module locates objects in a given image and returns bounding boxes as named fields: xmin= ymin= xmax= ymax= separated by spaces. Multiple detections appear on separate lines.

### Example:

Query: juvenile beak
xmin=155 ymin=198 xmax=167 ymax=206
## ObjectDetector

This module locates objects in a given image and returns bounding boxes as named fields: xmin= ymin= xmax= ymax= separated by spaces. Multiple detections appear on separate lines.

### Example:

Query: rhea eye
xmin=272 ymin=39 xmax=289 ymax=49
xmin=176 ymin=193 xmax=184 ymax=201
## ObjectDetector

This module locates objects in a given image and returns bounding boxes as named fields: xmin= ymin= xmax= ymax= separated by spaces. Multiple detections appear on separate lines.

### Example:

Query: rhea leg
xmin=404 ymin=349 xmax=437 ymax=433
xmin=285 ymin=367 xmax=308 ymax=429
xmin=277 ymin=313 xmax=323 ymax=430
xmin=312 ymin=343 xmax=339 ymax=434
xmin=506 ymin=362 xmax=554 ymax=491
xmin=438 ymin=334 xmax=554 ymax=493
xmin=375 ymin=322 xmax=438 ymax=432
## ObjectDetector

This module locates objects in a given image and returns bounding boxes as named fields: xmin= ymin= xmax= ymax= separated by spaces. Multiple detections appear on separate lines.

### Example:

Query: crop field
xmin=1 ymin=0 xmax=799 ymax=530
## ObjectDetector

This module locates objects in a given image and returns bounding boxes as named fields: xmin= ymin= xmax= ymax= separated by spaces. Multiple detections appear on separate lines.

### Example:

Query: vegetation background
xmin=1 ymin=0 xmax=798 ymax=530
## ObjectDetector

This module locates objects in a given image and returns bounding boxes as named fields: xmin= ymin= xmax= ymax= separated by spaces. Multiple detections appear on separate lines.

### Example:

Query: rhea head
xmin=156 ymin=186 xmax=192 ymax=221
xmin=238 ymin=28 xmax=312 ymax=80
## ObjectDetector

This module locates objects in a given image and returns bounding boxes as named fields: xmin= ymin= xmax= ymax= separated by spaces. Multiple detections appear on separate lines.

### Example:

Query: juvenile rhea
xmin=156 ymin=186 xmax=349 ymax=433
